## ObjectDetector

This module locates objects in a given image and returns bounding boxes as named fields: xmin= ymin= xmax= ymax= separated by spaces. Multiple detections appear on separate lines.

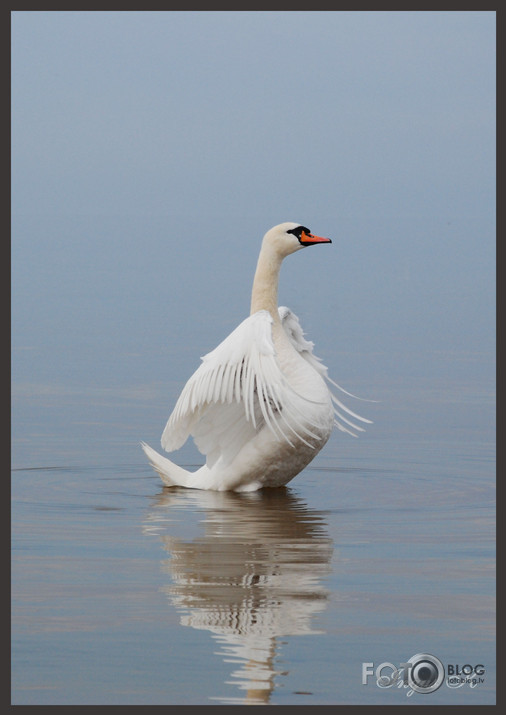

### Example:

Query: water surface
xmin=11 ymin=375 xmax=495 ymax=704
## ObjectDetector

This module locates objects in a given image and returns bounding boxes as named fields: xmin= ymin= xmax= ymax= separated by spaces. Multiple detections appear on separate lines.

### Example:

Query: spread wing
xmin=278 ymin=306 xmax=373 ymax=437
xmin=161 ymin=310 xmax=323 ymax=468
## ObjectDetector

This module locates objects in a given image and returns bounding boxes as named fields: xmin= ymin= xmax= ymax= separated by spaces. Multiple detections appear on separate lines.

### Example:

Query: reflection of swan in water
xmin=143 ymin=487 xmax=333 ymax=705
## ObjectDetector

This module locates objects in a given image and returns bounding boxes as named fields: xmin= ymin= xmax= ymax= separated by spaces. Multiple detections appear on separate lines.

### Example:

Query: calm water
xmin=11 ymin=374 xmax=495 ymax=705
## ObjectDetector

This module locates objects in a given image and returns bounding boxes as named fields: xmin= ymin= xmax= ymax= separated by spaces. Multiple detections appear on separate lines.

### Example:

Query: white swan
xmin=142 ymin=222 xmax=371 ymax=492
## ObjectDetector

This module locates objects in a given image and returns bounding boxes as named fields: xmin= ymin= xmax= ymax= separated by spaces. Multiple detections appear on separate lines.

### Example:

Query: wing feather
xmin=278 ymin=306 xmax=373 ymax=437
xmin=161 ymin=310 xmax=321 ymax=464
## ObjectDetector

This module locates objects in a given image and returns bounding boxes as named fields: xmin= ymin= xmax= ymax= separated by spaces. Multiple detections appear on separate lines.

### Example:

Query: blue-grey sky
xmin=11 ymin=11 xmax=495 ymax=453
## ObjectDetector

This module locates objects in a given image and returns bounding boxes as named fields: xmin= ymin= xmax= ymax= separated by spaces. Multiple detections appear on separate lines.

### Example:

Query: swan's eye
xmin=287 ymin=226 xmax=310 ymax=241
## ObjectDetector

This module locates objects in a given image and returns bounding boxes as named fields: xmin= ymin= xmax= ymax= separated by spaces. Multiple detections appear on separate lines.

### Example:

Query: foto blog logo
xmin=362 ymin=653 xmax=485 ymax=696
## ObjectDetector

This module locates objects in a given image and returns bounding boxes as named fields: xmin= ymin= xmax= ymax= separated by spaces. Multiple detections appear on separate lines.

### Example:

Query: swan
xmin=142 ymin=222 xmax=371 ymax=492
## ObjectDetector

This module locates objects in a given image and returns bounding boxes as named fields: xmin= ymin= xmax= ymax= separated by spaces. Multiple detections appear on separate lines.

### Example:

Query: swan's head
xmin=263 ymin=222 xmax=332 ymax=258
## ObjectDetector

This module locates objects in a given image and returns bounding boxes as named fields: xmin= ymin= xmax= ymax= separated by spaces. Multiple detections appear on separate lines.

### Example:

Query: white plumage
xmin=142 ymin=222 xmax=371 ymax=491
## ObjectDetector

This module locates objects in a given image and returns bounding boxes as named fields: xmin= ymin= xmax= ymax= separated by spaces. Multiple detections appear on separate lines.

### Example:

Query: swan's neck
xmin=250 ymin=243 xmax=283 ymax=321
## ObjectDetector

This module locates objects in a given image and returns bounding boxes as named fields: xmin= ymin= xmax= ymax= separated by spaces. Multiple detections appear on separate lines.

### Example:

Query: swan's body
xmin=142 ymin=222 xmax=370 ymax=492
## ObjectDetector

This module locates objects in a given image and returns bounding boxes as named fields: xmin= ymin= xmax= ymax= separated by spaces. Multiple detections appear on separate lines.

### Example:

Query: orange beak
xmin=300 ymin=230 xmax=332 ymax=246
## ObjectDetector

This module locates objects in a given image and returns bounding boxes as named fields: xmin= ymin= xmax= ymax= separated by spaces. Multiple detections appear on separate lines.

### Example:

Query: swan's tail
xmin=141 ymin=442 xmax=193 ymax=487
